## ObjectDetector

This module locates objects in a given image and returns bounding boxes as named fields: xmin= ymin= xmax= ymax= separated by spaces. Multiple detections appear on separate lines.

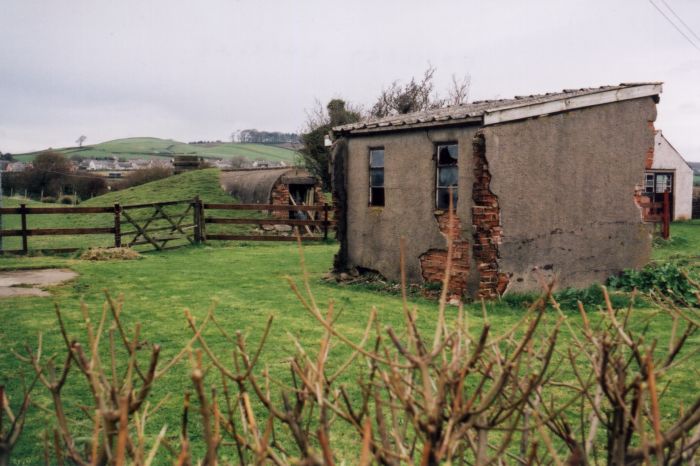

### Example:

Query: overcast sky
xmin=1 ymin=0 xmax=699 ymax=161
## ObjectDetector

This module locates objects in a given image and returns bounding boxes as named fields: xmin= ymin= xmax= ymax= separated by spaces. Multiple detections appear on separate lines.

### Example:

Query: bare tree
xmin=370 ymin=67 xmax=471 ymax=118
xmin=446 ymin=73 xmax=471 ymax=106
xmin=76 ymin=135 xmax=86 ymax=147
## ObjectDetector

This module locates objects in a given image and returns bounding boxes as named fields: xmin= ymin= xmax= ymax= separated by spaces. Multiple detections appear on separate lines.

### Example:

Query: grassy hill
xmin=13 ymin=137 xmax=299 ymax=163
xmin=0 ymin=169 xmax=259 ymax=251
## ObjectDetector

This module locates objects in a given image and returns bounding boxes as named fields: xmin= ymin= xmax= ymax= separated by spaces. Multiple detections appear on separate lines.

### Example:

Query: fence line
xmin=0 ymin=198 xmax=334 ymax=254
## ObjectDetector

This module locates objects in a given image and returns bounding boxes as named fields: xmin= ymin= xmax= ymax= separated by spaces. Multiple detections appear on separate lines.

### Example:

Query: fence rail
xmin=201 ymin=202 xmax=333 ymax=242
xmin=0 ymin=198 xmax=334 ymax=254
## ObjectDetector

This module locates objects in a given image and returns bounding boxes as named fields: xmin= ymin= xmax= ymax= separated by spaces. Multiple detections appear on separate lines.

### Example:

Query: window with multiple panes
xmin=436 ymin=143 xmax=458 ymax=209
xmin=369 ymin=148 xmax=385 ymax=206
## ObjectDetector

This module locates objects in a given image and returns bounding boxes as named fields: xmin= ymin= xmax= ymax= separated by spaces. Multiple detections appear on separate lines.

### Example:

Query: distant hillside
xmin=12 ymin=137 xmax=299 ymax=164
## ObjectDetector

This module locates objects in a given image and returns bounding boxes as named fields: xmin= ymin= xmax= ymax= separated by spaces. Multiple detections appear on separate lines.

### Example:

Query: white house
xmin=646 ymin=130 xmax=694 ymax=220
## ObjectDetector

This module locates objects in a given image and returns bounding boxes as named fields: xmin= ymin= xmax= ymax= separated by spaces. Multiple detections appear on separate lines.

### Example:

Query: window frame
xmin=368 ymin=147 xmax=385 ymax=207
xmin=435 ymin=142 xmax=459 ymax=209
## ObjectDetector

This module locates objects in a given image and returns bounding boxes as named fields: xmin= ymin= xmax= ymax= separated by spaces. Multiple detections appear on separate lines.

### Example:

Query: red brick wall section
xmin=472 ymin=133 xmax=509 ymax=299
xmin=419 ymin=212 xmax=471 ymax=301
xmin=644 ymin=121 xmax=655 ymax=170
xmin=271 ymin=182 xmax=324 ymax=220
xmin=270 ymin=182 xmax=289 ymax=219
xmin=635 ymin=121 xmax=657 ymax=220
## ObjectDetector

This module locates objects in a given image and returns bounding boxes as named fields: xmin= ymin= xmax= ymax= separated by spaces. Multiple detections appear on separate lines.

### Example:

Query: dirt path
xmin=0 ymin=269 xmax=77 ymax=297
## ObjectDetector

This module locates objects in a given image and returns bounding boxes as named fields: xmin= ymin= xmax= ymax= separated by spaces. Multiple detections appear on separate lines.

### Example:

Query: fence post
xmin=323 ymin=204 xmax=329 ymax=240
xmin=662 ymin=189 xmax=671 ymax=240
xmin=114 ymin=203 xmax=122 ymax=247
xmin=20 ymin=203 xmax=28 ymax=254
xmin=194 ymin=196 xmax=206 ymax=244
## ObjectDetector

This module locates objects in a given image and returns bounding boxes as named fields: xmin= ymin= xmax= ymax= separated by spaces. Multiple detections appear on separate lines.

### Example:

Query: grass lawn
xmin=0 ymin=223 xmax=698 ymax=462
xmin=12 ymin=137 xmax=299 ymax=163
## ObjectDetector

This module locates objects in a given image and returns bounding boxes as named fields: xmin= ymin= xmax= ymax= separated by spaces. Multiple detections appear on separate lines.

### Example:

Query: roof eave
xmin=482 ymin=83 xmax=663 ymax=126
xmin=333 ymin=116 xmax=482 ymax=137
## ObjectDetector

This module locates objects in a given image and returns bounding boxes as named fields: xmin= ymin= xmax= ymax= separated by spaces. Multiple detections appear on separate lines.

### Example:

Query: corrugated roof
xmin=333 ymin=83 xmax=662 ymax=134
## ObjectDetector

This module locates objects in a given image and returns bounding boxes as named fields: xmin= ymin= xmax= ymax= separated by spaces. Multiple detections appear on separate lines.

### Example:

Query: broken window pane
xmin=370 ymin=187 xmax=385 ymax=206
xmin=437 ymin=144 xmax=458 ymax=165
xmin=436 ymin=143 xmax=458 ymax=208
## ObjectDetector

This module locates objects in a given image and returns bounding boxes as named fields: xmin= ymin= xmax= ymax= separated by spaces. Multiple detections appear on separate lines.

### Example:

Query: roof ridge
xmin=333 ymin=83 xmax=663 ymax=134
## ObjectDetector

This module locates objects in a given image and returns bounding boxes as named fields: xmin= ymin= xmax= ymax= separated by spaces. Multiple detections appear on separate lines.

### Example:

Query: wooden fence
xmin=202 ymin=203 xmax=332 ymax=242
xmin=0 ymin=198 xmax=333 ymax=254
xmin=640 ymin=191 xmax=671 ymax=239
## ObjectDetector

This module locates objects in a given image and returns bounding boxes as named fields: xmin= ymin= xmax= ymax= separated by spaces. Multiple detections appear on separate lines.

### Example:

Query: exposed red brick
xmin=644 ymin=121 xmax=655 ymax=170
xmin=472 ymin=133 xmax=508 ymax=299
xmin=635 ymin=121 xmax=657 ymax=221
xmin=419 ymin=210 xmax=470 ymax=302
xmin=270 ymin=182 xmax=290 ymax=219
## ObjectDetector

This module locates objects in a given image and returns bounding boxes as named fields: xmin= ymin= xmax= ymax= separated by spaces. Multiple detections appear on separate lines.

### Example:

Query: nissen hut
xmin=219 ymin=167 xmax=324 ymax=218
xmin=331 ymin=83 xmax=663 ymax=300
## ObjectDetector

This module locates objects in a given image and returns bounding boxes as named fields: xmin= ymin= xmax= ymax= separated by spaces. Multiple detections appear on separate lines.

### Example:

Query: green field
xmin=12 ymin=137 xmax=299 ymax=163
xmin=0 ymin=165 xmax=698 ymax=463
xmin=695 ymin=174 xmax=700 ymax=186
xmin=0 ymin=224 xmax=697 ymax=462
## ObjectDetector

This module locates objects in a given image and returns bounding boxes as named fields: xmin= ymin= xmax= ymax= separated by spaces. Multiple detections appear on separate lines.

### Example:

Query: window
xmin=369 ymin=148 xmax=385 ymax=206
xmin=645 ymin=173 xmax=654 ymax=193
xmin=436 ymin=143 xmax=458 ymax=209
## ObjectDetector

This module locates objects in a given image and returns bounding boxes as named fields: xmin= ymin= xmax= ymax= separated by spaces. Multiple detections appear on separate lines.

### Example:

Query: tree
xmin=26 ymin=151 xmax=73 ymax=197
xmin=76 ymin=135 xmax=86 ymax=147
xmin=300 ymin=99 xmax=361 ymax=189
xmin=71 ymin=174 xmax=108 ymax=199
xmin=370 ymin=66 xmax=471 ymax=118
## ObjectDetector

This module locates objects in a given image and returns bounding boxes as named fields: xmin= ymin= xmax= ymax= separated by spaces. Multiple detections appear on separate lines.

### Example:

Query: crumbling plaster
xmin=343 ymin=126 xmax=479 ymax=285
xmin=481 ymin=98 xmax=657 ymax=293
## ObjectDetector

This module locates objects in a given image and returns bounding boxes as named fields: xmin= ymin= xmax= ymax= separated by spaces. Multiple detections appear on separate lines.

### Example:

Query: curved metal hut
xmin=219 ymin=167 xmax=322 ymax=215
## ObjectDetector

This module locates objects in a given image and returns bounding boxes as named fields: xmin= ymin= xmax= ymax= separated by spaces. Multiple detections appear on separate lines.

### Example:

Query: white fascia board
xmin=482 ymin=84 xmax=662 ymax=126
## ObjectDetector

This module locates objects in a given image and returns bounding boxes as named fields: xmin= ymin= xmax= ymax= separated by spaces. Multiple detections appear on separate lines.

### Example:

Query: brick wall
xmin=644 ymin=121 xmax=655 ymax=170
xmin=471 ymin=133 xmax=508 ymax=299
xmin=270 ymin=182 xmax=290 ymax=219
xmin=419 ymin=211 xmax=470 ymax=300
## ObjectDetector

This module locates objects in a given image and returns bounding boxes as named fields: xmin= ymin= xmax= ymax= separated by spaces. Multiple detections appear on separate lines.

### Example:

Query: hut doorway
xmin=289 ymin=184 xmax=314 ymax=219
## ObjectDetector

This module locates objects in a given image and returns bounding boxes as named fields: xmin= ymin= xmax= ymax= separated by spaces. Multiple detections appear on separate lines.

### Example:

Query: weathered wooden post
xmin=323 ymin=204 xmax=329 ymax=240
xmin=193 ymin=196 xmax=205 ymax=244
xmin=114 ymin=203 xmax=122 ymax=247
xmin=662 ymin=189 xmax=671 ymax=240
xmin=20 ymin=204 xmax=28 ymax=254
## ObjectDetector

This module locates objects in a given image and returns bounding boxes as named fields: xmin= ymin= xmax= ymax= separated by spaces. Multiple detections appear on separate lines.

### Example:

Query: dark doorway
xmin=644 ymin=171 xmax=674 ymax=219
xmin=288 ymin=184 xmax=313 ymax=219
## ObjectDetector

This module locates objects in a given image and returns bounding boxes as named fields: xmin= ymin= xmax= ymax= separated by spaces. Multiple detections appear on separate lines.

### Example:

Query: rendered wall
xmin=651 ymin=132 xmax=694 ymax=220
xmin=341 ymin=126 xmax=479 ymax=289
xmin=481 ymin=98 xmax=657 ymax=293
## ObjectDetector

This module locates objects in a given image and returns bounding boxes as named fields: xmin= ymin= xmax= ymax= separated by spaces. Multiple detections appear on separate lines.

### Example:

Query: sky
xmin=1 ymin=0 xmax=699 ymax=161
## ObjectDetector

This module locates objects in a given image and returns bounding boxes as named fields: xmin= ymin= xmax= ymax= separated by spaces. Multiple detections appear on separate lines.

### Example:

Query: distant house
xmin=331 ymin=83 xmax=663 ymax=299
xmin=5 ymin=162 xmax=29 ymax=172
xmin=644 ymin=131 xmax=694 ymax=220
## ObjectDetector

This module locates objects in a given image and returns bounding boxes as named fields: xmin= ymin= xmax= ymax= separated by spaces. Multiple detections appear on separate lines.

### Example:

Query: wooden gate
xmin=117 ymin=199 xmax=199 ymax=251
